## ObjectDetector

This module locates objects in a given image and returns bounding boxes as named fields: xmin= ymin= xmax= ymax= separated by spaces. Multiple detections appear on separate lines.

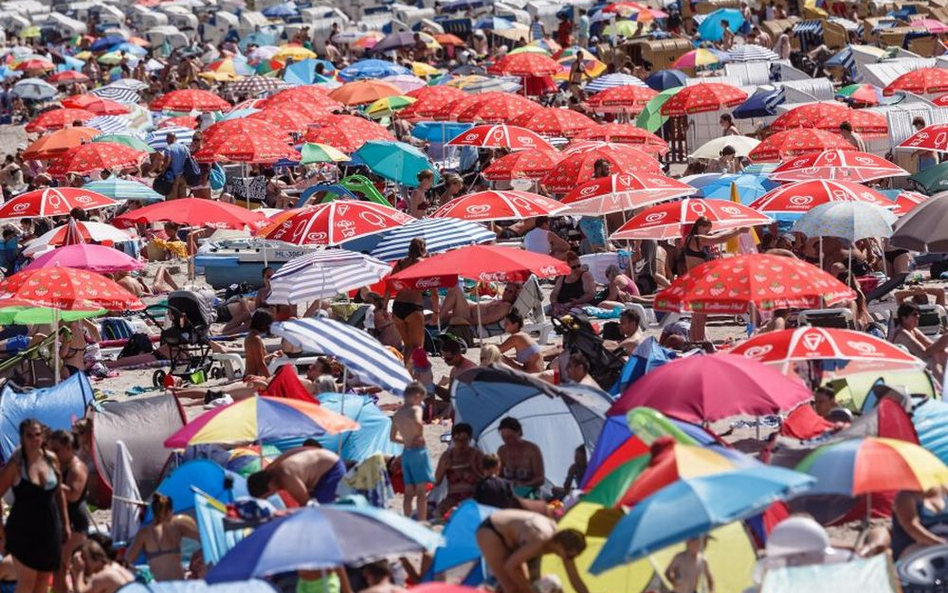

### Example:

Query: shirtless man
xmin=247 ymin=447 xmax=346 ymax=505
xmin=390 ymin=381 xmax=434 ymax=521
xmin=433 ymin=339 xmax=477 ymax=413
xmin=475 ymin=509 xmax=589 ymax=593
xmin=358 ymin=562 xmax=405 ymax=593
xmin=70 ymin=540 xmax=134 ymax=593
xmin=439 ymin=282 xmax=520 ymax=327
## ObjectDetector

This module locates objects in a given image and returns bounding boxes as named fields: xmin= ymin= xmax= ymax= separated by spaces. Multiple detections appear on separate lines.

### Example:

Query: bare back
xmin=271 ymin=447 xmax=341 ymax=491
xmin=391 ymin=404 xmax=425 ymax=448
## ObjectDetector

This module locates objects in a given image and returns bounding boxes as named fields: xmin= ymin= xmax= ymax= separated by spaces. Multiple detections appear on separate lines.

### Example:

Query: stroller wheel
xmin=210 ymin=366 xmax=223 ymax=380
xmin=152 ymin=369 xmax=167 ymax=389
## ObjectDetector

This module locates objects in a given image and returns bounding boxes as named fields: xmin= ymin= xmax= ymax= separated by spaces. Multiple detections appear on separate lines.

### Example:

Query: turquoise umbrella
xmin=697 ymin=8 xmax=745 ymax=42
xmin=83 ymin=179 xmax=164 ymax=202
xmin=590 ymin=467 xmax=814 ymax=573
xmin=353 ymin=140 xmax=440 ymax=188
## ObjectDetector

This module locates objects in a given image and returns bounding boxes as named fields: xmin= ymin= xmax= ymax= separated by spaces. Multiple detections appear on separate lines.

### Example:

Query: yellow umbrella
xmin=604 ymin=20 xmax=645 ymax=36
xmin=21 ymin=26 xmax=41 ymax=38
xmin=411 ymin=61 xmax=441 ymax=77
xmin=199 ymin=71 xmax=243 ymax=82
xmin=366 ymin=95 xmax=416 ymax=118
xmin=273 ymin=45 xmax=317 ymax=61
xmin=74 ymin=51 xmax=92 ymax=60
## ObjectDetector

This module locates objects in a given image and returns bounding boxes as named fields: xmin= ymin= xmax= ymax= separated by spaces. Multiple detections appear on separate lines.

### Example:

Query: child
xmin=665 ymin=537 xmax=714 ymax=593
xmin=390 ymin=381 xmax=434 ymax=521
xmin=474 ymin=454 xmax=517 ymax=509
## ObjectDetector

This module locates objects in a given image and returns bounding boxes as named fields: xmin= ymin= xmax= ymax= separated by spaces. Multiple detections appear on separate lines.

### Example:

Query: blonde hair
xmin=480 ymin=344 xmax=502 ymax=365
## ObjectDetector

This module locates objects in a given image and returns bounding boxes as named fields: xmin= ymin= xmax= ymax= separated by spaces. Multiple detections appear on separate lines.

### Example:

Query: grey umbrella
xmin=891 ymin=191 xmax=948 ymax=252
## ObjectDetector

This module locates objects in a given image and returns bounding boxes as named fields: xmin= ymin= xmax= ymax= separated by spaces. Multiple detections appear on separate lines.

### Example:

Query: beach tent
xmin=823 ymin=368 xmax=936 ymax=411
xmin=541 ymin=501 xmax=756 ymax=593
xmin=0 ymin=372 xmax=93 ymax=459
xmin=766 ymin=398 xmax=917 ymax=524
xmin=452 ymin=366 xmax=613 ymax=488
xmin=315 ymin=393 xmax=402 ymax=461
xmin=118 ymin=579 xmax=279 ymax=593
xmin=613 ymin=337 xmax=678 ymax=396
xmin=194 ymin=489 xmax=252 ymax=565
xmin=110 ymin=441 xmax=141 ymax=546
xmin=150 ymin=460 xmax=253 ymax=517
xmin=91 ymin=394 xmax=186 ymax=505
xmin=760 ymin=553 xmax=900 ymax=593
xmin=425 ymin=499 xmax=496 ymax=585
xmin=911 ymin=399 xmax=948 ymax=465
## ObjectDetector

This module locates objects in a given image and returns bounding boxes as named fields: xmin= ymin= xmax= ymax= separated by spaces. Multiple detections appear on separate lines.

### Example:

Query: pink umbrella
xmin=608 ymin=353 xmax=813 ymax=423
xmin=24 ymin=243 xmax=144 ymax=273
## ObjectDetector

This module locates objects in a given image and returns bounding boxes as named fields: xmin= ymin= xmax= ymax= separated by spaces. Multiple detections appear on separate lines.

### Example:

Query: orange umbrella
xmin=328 ymin=80 xmax=402 ymax=106
xmin=434 ymin=33 xmax=465 ymax=45
xmin=22 ymin=127 xmax=101 ymax=160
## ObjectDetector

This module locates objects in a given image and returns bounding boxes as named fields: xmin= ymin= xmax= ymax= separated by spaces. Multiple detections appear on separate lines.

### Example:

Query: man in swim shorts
xmin=247 ymin=446 xmax=346 ymax=505
xmin=391 ymin=381 xmax=434 ymax=521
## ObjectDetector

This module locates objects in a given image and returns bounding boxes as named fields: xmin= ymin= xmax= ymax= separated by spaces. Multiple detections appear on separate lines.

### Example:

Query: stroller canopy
xmin=451 ymin=365 xmax=612 ymax=487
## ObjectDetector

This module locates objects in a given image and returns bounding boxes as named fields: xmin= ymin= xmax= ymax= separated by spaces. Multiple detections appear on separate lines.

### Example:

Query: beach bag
xmin=118 ymin=333 xmax=153 ymax=359
xmin=210 ymin=163 xmax=226 ymax=191
xmin=183 ymin=156 xmax=202 ymax=186
xmin=153 ymin=167 xmax=174 ymax=196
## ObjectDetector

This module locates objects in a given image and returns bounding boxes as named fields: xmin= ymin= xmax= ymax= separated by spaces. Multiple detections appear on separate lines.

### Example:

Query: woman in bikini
xmin=126 ymin=493 xmax=199 ymax=581
xmin=496 ymin=417 xmax=545 ymax=498
xmin=386 ymin=238 xmax=438 ymax=362
xmin=498 ymin=312 xmax=543 ymax=373
xmin=48 ymin=430 xmax=89 ymax=593
xmin=434 ymin=422 xmax=484 ymax=516
xmin=475 ymin=508 xmax=589 ymax=593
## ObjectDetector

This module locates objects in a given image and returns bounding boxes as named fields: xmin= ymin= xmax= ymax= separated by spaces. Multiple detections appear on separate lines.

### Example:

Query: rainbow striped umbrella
xmin=796 ymin=437 xmax=948 ymax=496
xmin=673 ymin=48 xmax=726 ymax=70
xmin=163 ymin=396 xmax=359 ymax=448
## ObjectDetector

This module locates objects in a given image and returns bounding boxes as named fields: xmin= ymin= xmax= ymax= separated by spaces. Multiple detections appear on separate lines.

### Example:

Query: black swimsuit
xmin=392 ymin=301 xmax=424 ymax=320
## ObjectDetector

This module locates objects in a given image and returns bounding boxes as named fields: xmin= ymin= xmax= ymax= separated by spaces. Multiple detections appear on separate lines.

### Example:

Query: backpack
xmin=118 ymin=333 xmax=153 ymax=359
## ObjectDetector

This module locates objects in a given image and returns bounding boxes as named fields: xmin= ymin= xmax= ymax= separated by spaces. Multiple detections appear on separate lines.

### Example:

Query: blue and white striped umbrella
xmin=371 ymin=218 xmax=495 ymax=262
xmin=85 ymin=115 xmax=130 ymax=134
xmin=272 ymin=318 xmax=412 ymax=395
xmin=83 ymin=178 xmax=164 ymax=202
xmin=146 ymin=126 xmax=195 ymax=150
xmin=268 ymin=249 xmax=391 ymax=304
xmin=585 ymin=73 xmax=650 ymax=93
xmin=90 ymin=85 xmax=141 ymax=104
xmin=725 ymin=44 xmax=780 ymax=62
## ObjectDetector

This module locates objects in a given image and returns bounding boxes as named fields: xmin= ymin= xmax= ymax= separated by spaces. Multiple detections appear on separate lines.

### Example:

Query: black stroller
xmin=552 ymin=314 xmax=626 ymax=391
xmin=145 ymin=290 xmax=219 ymax=387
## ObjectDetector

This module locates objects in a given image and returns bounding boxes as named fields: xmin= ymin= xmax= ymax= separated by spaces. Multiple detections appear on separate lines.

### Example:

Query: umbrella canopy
xmin=590 ymin=467 xmax=813 ymax=572
xmin=698 ymin=173 xmax=777 ymax=203
xmin=725 ymin=44 xmax=779 ymax=62
xmin=0 ymin=267 xmax=144 ymax=312
xmin=339 ymin=59 xmax=410 ymax=82
xmin=352 ymin=140 xmax=439 ymax=187
xmin=13 ymin=78 xmax=57 ymax=101
xmin=891 ymin=194 xmax=948 ymax=252
xmin=273 ymin=45 xmax=317 ymax=62
xmin=897 ymin=123 xmax=948 ymax=153
xmin=889 ymin=190 xmax=930 ymax=217
xmin=381 ymin=74 xmax=427 ymax=93
xmin=92 ymin=133 xmax=153 ymax=153
xmin=562 ymin=173 xmax=694 ymax=216
xmin=257 ymin=202 xmax=412 ymax=246
xmin=61 ymin=94 xmax=129 ymax=115
xmin=749 ymin=179 xmax=892 ymax=214
xmin=0 ymin=187 xmax=116 ymax=219
xmin=509 ymin=108 xmax=597 ymax=138
xmin=446 ymin=124 xmax=553 ymax=150
xmin=646 ymin=70 xmax=687 ymax=91
xmin=113 ymin=198 xmax=265 ymax=230
xmin=432 ymin=190 xmax=568 ymax=222
xmin=697 ymin=8 xmax=745 ymax=41
xmin=25 ymin=221 xmax=131 ymax=256
xmin=370 ymin=218 xmax=495 ymax=262
xmin=229 ymin=75 xmax=292 ymax=96
xmin=455 ymin=92 xmax=541 ymax=123
xmin=193 ymin=131 xmax=297 ymax=164
xmin=770 ymin=150 xmax=908 ymax=182
xmin=730 ymin=327 xmax=923 ymax=368
xmin=796 ymin=437 xmax=948 ymax=496
xmin=46 ymin=142 xmax=146 ymax=176
xmin=205 ymin=505 xmax=442 ymax=581
xmin=387 ymin=245 xmax=569 ymax=291
xmin=660 ymin=83 xmax=746 ymax=115
xmin=82 ymin=178 xmax=163 ymax=203
xmin=586 ymin=73 xmax=651 ymax=93
xmin=305 ymin=121 xmax=395 ymax=153
xmin=542 ymin=145 xmax=662 ymax=193
xmin=749 ymin=128 xmax=855 ymax=162
xmin=836 ymin=83 xmax=885 ymax=105
xmin=299 ymin=143 xmax=349 ymax=165
xmin=26 ymin=108 xmax=96 ymax=133
xmin=150 ymin=89 xmax=230 ymax=112
xmin=24 ymin=243 xmax=143 ymax=273
xmin=328 ymin=80 xmax=402 ymax=106
xmin=690 ymin=136 xmax=760 ymax=160
xmin=482 ymin=149 xmax=563 ymax=181
xmin=0 ymin=298 xmax=105 ymax=325
xmin=21 ymin=126 xmax=101 ymax=160
xmin=908 ymin=162 xmax=948 ymax=194
xmin=272 ymin=318 xmax=413 ymax=394
xmin=673 ymin=48 xmax=726 ymax=69
xmin=654 ymin=254 xmax=856 ymax=314
xmin=365 ymin=95 xmax=416 ymax=119
xmin=572 ymin=124 xmax=668 ymax=153
xmin=790 ymin=201 xmax=897 ymax=242
xmin=164 ymin=396 xmax=358 ymax=448
xmin=487 ymin=52 xmax=560 ymax=76
xmin=884 ymin=67 xmax=948 ymax=96
xmin=267 ymin=250 xmax=391 ymax=303
xmin=47 ymin=71 xmax=89 ymax=85
xmin=770 ymin=102 xmax=848 ymax=131
xmin=611 ymin=198 xmax=771 ymax=240
xmin=246 ymin=108 xmax=316 ymax=135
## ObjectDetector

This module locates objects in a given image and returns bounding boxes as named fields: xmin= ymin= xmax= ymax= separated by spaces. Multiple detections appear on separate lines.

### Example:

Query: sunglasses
xmin=570 ymin=264 xmax=581 ymax=270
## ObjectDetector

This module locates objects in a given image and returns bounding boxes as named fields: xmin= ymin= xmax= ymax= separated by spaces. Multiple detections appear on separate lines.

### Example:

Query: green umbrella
xmin=83 ymin=178 xmax=164 ymax=202
xmin=909 ymin=162 xmax=948 ymax=195
xmin=636 ymin=87 xmax=684 ymax=133
xmin=93 ymin=133 xmax=155 ymax=153
xmin=0 ymin=301 xmax=105 ymax=325
xmin=299 ymin=142 xmax=349 ymax=165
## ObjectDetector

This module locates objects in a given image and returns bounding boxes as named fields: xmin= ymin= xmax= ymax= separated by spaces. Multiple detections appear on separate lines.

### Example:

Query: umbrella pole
xmin=53 ymin=307 xmax=60 ymax=386
xmin=475 ymin=283 xmax=483 ymax=348
xmin=338 ymin=368 xmax=347 ymax=455
xmin=819 ymin=238 xmax=823 ymax=270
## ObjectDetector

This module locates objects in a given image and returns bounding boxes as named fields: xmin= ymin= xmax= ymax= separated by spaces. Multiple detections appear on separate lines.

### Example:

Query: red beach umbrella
xmin=26 ymin=108 xmax=96 ymax=133
xmin=770 ymin=150 xmax=909 ymax=182
xmin=256 ymin=202 xmax=413 ymax=246
xmin=610 ymin=198 xmax=771 ymax=240
xmin=431 ymin=190 xmax=568 ymax=222
xmin=482 ymin=149 xmax=564 ymax=181
xmin=749 ymin=129 xmax=856 ymax=162
xmin=113 ymin=197 xmax=265 ymax=230
xmin=659 ymin=83 xmax=747 ymax=116
xmin=748 ymin=179 xmax=893 ymax=214
xmin=586 ymin=85 xmax=658 ymax=113
xmin=0 ymin=267 xmax=145 ymax=312
xmin=150 ymin=89 xmax=231 ymax=112
xmin=884 ymin=67 xmax=948 ymax=96
xmin=730 ymin=327 xmax=922 ymax=368
xmin=487 ymin=53 xmax=561 ymax=77
xmin=542 ymin=145 xmax=661 ymax=193
xmin=562 ymin=172 xmax=694 ymax=216
xmin=0 ymin=187 xmax=117 ymax=219
xmin=446 ymin=124 xmax=554 ymax=150
xmin=509 ymin=107 xmax=597 ymax=138
xmin=46 ymin=142 xmax=146 ymax=176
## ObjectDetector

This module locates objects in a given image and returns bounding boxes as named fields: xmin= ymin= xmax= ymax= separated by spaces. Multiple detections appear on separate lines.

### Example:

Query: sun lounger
xmin=797 ymin=308 xmax=855 ymax=329
xmin=917 ymin=304 xmax=947 ymax=337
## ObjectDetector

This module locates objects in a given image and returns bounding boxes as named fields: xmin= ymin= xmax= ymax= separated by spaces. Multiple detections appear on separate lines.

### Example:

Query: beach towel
xmin=262 ymin=364 xmax=316 ymax=403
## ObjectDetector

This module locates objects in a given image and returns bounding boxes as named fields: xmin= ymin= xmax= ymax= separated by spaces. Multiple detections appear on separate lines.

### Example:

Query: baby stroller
xmin=552 ymin=314 xmax=626 ymax=391
xmin=145 ymin=290 xmax=219 ymax=387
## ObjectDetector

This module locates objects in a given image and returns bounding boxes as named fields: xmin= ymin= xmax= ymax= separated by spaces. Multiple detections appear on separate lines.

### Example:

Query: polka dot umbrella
xmin=45 ymin=142 xmax=147 ymax=176
xmin=26 ymin=108 xmax=96 ymax=133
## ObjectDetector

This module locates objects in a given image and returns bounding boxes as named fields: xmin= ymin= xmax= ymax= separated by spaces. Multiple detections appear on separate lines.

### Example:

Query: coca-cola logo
xmin=539 ymin=264 xmax=560 ymax=276
xmin=414 ymin=277 xmax=442 ymax=288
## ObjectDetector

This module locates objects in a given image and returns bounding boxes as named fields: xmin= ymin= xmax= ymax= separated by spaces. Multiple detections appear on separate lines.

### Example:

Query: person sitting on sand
xmin=475 ymin=508 xmax=590 ymax=593
xmin=245 ymin=310 xmax=280 ymax=378
xmin=499 ymin=312 xmax=543 ymax=373
xmin=497 ymin=417 xmax=545 ymax=497
xmin=247 ymin=446 xmax=346 ymax=505
xmin=432 ymin=339 xmax=477 ymax=417
xmin=125 ymin=494 xmax=199 ymax=581
xmin=858 ymin=486 xmax=948 ymax=559
xmin=438 ymin=282 xmax=520 ymax=328
xmin=69 ymin=540 xmax=134 ymax=593
xmin=434 ymin=423 xmax=483 ymax=517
